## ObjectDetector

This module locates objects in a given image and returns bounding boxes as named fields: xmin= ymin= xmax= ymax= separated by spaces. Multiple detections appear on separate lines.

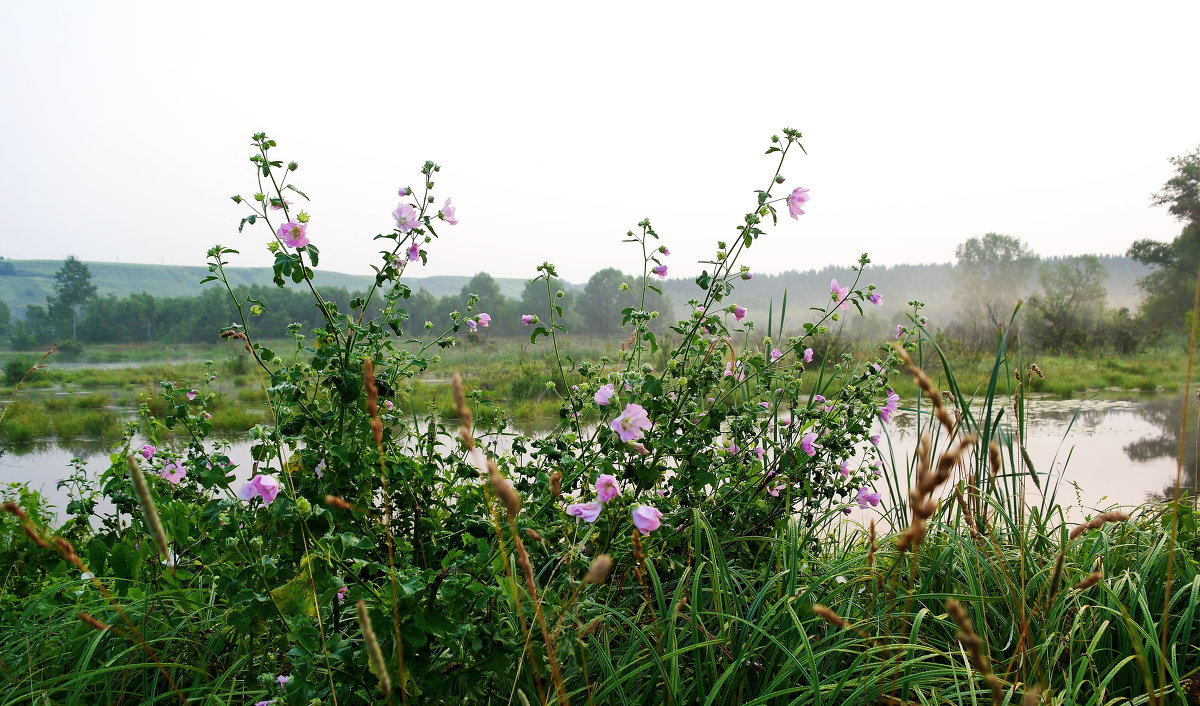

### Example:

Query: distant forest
xmin=0 ymin=252 xmax=1154 ymax=351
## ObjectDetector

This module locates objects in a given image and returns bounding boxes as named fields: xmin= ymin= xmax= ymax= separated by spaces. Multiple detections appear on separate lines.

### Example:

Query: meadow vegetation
xmin=0 ymin=131 xmax=1197 ymax=706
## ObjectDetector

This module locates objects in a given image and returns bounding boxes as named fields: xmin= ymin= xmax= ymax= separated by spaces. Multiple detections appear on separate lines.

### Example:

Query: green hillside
xmin=0 ymin=259 xmax=534 ymax=316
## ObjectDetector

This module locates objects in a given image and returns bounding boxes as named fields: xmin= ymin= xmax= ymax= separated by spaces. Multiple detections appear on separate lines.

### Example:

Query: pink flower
xmin=896 ymin=325 xmax=905 ymax=339
xmin=631 ymin=505 xmax=663 ymax=535
xmin=203 ymin=412 xmax=212 ymax=420
xmin=398 ymin=186 xmax=412 ymax=196
xmin=759 ymin=401 xmax=770 ymax=409
xmin=237 ymin=474 xmax=282 ymax=505
xmin=869 ymin=292 xmax=883 ymax=306
xmin=439 ymin=198 xmax=458 ymax=225
xmin=839 ymin=461 xmax=851 ymax=477
xmin=477 ymin=313 xmax=491 ymax=328
xmin=393 ymin=203 xmax=419 ymax=232
xmin=465 ymin=319 xmax=478 ymax=332
xmin=315 ymin=460 xmax=326 ymax=478
xmin=786 ymin=187 xmax=810 ymax=219
xmin=726 ymin=442 xmax=740 ymax=455
xmin=631 ymin=442 xmax=650 ymax=455
xmin=521 ymin=314 xmax=535 ymax=326
xmin=856 ymin=487 xmax=881 ymax=509
xmin=813 ymin=395 xmax=825 ymax=402
xmin=723 ymin=361 xmax=746 ymax=382
xmin=830 ymin=279 xmax=851 ymax=310
xmin=741 ymin=271 xmax=753 ymax=281
xmin=652 ymin=265 xmax=668 ymax=278
xmin=594 ymin=383 xmax=615 ymax=406
xmin=140 ymin=444 xmax=156 ymax=460
xmin=800 ymin=432 xmax=818 ymax=457
xmin=733 ymin=306 xmax=747 ymax=321
xmin=879 ymin=388 xmax=900 ymax=423
xmin=770 ymin=348 xmax=783 ymax=362
xmin=767 ymin=483 xmax=786 ymax=497
xmin=336 ymin=585 xmax=348 ymax=601
xmin=567 ymin=501 xmax=602 ymax=523
xmin=658 ymin=245 xmax=670 ymax=256
xmin=277 ymin=221 xmax=310 ymax=248
xmin=160 ymin=461 xmax=186 ymax=485
xmin=187 ymin=389 xmax=198 ymax=401
xmin=610 ymin=403 xmax=652 ymax=442
xmin=407 ymin=241 xmax=421 ymax=262
xmin=803 ymin=348 xmax=814 ymax=363
xmin=754 ymin=446 xmax=765 ymax=460
xmin=870 ymin=434 xmax=880 ymax=446
xmin=384 ymin=400 xmax=394 ymax=411
xmin=596 ymin=474 xmax=620 ymax=503
xmin=277 ymin=675 xmax=291 ymax=687
xmin=269 ymin=198 xmax=291 ymax=211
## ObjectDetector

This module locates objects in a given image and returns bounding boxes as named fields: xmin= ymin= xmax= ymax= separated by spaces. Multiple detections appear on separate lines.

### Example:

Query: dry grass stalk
xmin=867 ymin=520 xmax=877 ymax=569
xmin=1068 ymin=511 xmax=1130 ymax=541
xmin=630 ymin=529 xmax=654 ymax=612
xmin=4 ymin=502 xmax=51 ymax=549
xmin=893 ymin=343 xmax=954 ymax=434
xmin=507 ymin=496 xmax=569 ymax=704
xmin=946 ymin=599 xmax=1005 ymax=705
xmin=127 ymin=454 xmax=172 ymax=569
xmin=1072 ymin=572 xmax=1103 ymax=591
xmin=488 ymin=460 xmax=522 ymax=521
xmin=451 ymin=373 xmax=474 ymax=449
xmin=549 ymin=471 xmax=562 ymax=498
xmin=1029 ymin=363 xmax=1044 ymax=379
xmin=1021 ymin=685 xmax=1043 ymax=705
xmin=324 ymin=495 xmax=353 ymax=511
xmin=78 ymin=612 xmax=111 ymax=632
xmin=813 ymin=604 xmax=850 ymax=630
xmin=583 ymin=554 xmax=613 ymax=584
xmin=954 ymin=488 xmax=982 ymax=541
xmin=898 ymin=433 xmax=975 ymax=552
xmin=357 ymin=600 xmax=393 ymax=696
xmin=581 ymin=616 xmax=605 ymax=637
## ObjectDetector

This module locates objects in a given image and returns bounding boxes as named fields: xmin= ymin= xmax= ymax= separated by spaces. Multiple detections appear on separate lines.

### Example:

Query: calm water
xmin=3 ymin=393 xmax=1197 ymax=520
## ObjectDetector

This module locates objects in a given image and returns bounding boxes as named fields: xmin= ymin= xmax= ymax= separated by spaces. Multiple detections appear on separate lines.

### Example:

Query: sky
xmin=2 ymin=1 xmax=1198 ymax=285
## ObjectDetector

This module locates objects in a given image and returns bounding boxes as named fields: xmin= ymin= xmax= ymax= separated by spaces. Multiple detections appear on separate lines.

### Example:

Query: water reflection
xmin=1120 ymin=392 xmax=1200 ymax=502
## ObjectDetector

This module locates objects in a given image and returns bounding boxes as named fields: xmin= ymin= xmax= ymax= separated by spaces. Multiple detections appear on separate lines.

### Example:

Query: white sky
xmin=1 ymin=1 xmax=1197 ymax=283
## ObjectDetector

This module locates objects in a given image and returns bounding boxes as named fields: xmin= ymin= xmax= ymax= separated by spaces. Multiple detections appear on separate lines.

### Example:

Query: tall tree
xmin=47 ymin=255 xmax=98 ymax=340
xmin=1127 ymin=146 xmax=1200 ymax=331
xmin=1027 ymin=255 xmax=1108 ymax=351
xmin=953 ymin=233 xmax=1038 ymax=340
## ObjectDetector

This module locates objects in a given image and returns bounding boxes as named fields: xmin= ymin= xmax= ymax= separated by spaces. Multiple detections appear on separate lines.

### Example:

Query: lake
xmin=2 ymin=392 xmax=1197 ymax=522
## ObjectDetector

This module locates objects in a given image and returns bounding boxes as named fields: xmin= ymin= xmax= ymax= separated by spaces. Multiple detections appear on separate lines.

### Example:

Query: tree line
xmin=6 ymin=263 xmax=672 ymax=350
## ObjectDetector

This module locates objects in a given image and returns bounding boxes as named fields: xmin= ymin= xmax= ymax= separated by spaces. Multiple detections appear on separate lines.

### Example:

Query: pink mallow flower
xmin=800 ymin=432 xmax=818 ymax=457
xmin=477 ymin=313 xmax=491 ymax=328
xmin=896 ymin=325 xmax=905 ymax=339
xmin=596 ymin=474 xmax=621 ymax=503
xmin=652 ymin=265 xmax=668 ymax=278
xmin=140 ymin=444 xmax=156 ymax=460
xmin=770 ymin=348 xmax=783 ymax=362
xmin=393 ymin=203 xmax=419 ymax=232
xmin=336 ymin=585 xmax=348 ymax=601
xmin=407 ymin=241 xmax=421 ymax=262
xmin=566 ymin=502 xmax=602 ymax=523
xmin=440 ymin=198 xmax=458 ymax=225
xmin=839 ymin=461 xmax=851 ymax=477
xmin=594 ymin=383 xmax=615 ymax=406
xmin=879 ymin=388 xmax=900 ymax=423
xmin=869 ymin=292 xmax=883 ymax=306
xmin=238 ymin=474 xmax=281 ymax=505
xmin=856 ymin=487 xmax=881 ymax=509
xmin=277 ymin=675 xmax=291 ymax=687
xmin=465 ymin=319 xmax=478 ymax=332
xmin=631 ymin=505 xmax=663 ymax=535
xmin=830 ymin=279 xmax=851 ymax=310
xmin=803 ymin=348 xmax=814 ymax=363
xmin=610 ymin=403 xmax=652 ymax=442
xmin=733 ymin=306 xmax=747 ymax=321
xmin=521 ymin=314 xmax=536 ymax=326
xmin=160 ymin=461 xmax=186 ymax=485
xmin=658 ymin=245 xmax=670 ymax=256
xmin=787 ymin=187 xmax=810 ymax=219
xmin=187 ymin=389 xmax=198 ymax=401
xmin=277 ymin=221 xmax=309 ymax=248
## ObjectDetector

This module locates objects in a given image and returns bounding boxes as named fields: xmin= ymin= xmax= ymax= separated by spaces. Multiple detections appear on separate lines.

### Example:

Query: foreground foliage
xmin=2 ymin=131 xmax=1198 ymax=706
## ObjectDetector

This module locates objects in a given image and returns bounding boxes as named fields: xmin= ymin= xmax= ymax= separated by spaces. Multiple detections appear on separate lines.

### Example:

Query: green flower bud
xmin=294 ymin=497 xmax=312 ymax=518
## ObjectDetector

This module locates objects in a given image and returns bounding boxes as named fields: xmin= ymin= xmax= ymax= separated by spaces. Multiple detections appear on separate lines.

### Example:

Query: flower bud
xmin=231 ymin=195 xmax=243 ymax=203
xmin=287 ymin=161 xmax=298 ymax=171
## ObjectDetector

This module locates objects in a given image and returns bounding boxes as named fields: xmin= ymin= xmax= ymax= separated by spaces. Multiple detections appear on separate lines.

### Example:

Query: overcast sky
xmin=2 ymin=1 xmax=1197 ymax=284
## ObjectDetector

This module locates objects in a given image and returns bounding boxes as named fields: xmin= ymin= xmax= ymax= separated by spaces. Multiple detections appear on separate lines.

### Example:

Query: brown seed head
xmin=813 ymin=604 xmax=849 ymax=630
xmin=488 ymin=460 xmax=521 ymax=520
xmin=79 ymin=612 xmax=111 ymax=632
xmin=2 ymin=501 xmax=26 ymax=519
xmin=325 ymin=495 xmax=352 ymax=511
xmin=1072 ymin=572 xmax=1102 ymax=591
xmin=549 ymin=471 xmax=562 ymax=497
xmin=584 ymin=554 xmax=613 ymax=584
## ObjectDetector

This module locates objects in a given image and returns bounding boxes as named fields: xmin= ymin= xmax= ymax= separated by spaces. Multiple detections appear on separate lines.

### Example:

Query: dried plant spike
xmin=549 ymin=471 xmax=562 ymax=497
xmin=867 ymin=520 xmax=877 ymax=568
xmin=127 ymin=454 xmax=172 ymax=567
xmin=79 ymin=612 xmax=111 ymax=632
xmin=583 ymin=554 xmax=613 ymax=584
xmin=1021 ymin=686 xmax=1043 ymax=705
xmin=488 ymin=460 xmax=522 ymax=520
xmin=947 ymin=599 xmax=1004 ymax=705
xmin=988 ymin=442 xmax=1002 ymax=480
xmin=1029 ymin=363 xmax=1044 ymax=379
xmin=1069 ymin=511 xmax=1131 ymax=541
xmin=813 ymin=604 xmax=849 ymax=630
xmin=363 ymin=358 xmax=379 ymax=418
xmin=356 ymin=600 xmax=392 ymax=694
xmin=2 ymin=501 xmax=26 ymax=519
xmin=1073 ymin=572 xmax=1103 ymax=591
xmin=325 ymin=495 xmax=352 ymax=511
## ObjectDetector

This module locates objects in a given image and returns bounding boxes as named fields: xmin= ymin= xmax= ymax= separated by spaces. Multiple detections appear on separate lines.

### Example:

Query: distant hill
xmin=0 ymin=260 xmax=536 ymax=317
